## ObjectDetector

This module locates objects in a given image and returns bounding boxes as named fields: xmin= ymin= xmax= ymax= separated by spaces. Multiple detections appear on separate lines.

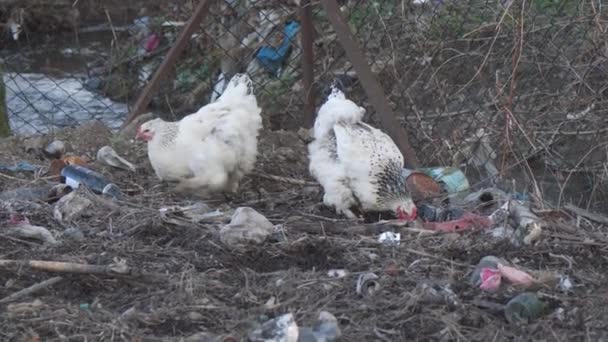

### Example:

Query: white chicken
xmin=135 ymin=73 xmax=262 ymax=195
xmin=308 ymin=85 xmax=417 ymax=220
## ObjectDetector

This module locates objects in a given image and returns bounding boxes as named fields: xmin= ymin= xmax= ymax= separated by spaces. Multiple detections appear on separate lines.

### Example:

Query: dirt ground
xmin=0 ymin=122 xmax=607 ymax=341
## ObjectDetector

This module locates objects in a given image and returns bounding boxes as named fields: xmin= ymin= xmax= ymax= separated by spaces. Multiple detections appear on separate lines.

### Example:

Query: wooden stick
xmin=0 ymin=259 xmax=130 ymax=276
xmin=0 ymin=276 xmax=63 ymax=304
xmin=250 ymin=172 xmax=319 ymax=186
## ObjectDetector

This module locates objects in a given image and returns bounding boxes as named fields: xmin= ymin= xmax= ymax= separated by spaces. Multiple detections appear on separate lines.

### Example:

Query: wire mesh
xmin=1 ymin=0 xmax=607 ymax=211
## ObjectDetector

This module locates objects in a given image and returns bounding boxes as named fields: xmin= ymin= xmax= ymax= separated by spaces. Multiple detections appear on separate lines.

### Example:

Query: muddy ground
xmin=0 ymin=122 xmax=607 ymax=341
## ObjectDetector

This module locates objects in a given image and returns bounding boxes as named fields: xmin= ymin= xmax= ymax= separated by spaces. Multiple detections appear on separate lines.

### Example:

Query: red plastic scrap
xmin=422 ymin=212 xmax=492 ymax=233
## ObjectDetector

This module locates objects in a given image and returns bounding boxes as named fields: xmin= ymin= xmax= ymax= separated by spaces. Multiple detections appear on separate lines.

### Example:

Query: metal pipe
xmin=122 ymin=0 xmax=214 ymax=128
xmin=321 ymin=0 xmax=420 ymax=168
xmin=300 ymin=0 xmax=316 ymax=128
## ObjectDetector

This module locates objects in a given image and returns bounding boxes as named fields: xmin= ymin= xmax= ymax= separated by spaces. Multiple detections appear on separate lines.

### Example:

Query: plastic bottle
xmin=60 ymin=164 xmax=122 ymax=199
xmin=504 ymin=292 xmax=545 ymax=324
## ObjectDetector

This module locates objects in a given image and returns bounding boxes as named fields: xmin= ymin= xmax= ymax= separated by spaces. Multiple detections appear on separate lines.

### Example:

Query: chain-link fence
xmin=2 ymin=0 xmax=607 ymax=211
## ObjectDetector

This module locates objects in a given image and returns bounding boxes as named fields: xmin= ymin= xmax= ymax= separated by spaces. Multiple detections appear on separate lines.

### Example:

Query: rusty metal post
xmin=320 ymin=0 xmax=420 ymax=168
xmin=300 ymin=0 xmax=315 ymax=128
xmin=122 ymin=0 xmax=214 ymax=128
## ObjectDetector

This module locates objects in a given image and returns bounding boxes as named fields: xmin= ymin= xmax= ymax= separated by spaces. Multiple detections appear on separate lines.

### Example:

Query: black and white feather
xmin=308 ymin=85 xmax=416 ymax=219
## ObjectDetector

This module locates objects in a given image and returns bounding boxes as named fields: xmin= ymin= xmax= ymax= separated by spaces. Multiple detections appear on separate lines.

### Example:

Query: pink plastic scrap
xmin=479 ymin=268 xmax=502 ymax=292
xmin=144 ymin=33 xmax=160 ymax=52
xmin=479 ymin=263 xmax=537 ymax=292
xmin=422 ymin=212 xmax=492 ymax=233
xmin=497 ymin=263 xmax=537 ymax=287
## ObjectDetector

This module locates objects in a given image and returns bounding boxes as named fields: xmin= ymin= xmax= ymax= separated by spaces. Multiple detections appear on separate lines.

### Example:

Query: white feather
xmin=140 ymin=73 xmax=262 ymax=193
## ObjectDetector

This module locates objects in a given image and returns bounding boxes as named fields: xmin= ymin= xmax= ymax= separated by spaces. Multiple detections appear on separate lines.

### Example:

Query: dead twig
xmin=0 ymin=259 xmax=130 ymax=276
xmin=0 ymin=276 xmax=63 ymax=304
xmin=564 ymin=203 xmax=608 ymax=225
xmin=250 ymin=171 xmax=318 ymax=186
xmin=454 ymin=0 xmax=515 ymax=96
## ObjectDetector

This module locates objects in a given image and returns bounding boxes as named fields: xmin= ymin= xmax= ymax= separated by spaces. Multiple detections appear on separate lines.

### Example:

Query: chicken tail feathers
xmin=312 ymin=82 xmax=365 ymax=139
xmin=328 ymin=81 xmax=347 ymax=100
xmin=219 ymin=73 xmax=254 ymax=101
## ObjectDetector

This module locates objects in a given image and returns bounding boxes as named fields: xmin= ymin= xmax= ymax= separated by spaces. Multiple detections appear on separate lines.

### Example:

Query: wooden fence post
xmin=0 ymin=65 xmax=11 ymax=138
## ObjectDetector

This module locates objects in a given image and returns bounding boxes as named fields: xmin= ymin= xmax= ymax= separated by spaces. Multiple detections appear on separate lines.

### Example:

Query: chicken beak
xmin=410 ymin=207 xmax=418 ymax=220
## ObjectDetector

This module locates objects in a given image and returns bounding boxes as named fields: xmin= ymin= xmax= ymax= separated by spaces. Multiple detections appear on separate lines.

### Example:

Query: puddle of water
xmin=4 ymin=72 xmax=128 ymax=136
xmin=2 ymin=30 xmax=132 ymax=136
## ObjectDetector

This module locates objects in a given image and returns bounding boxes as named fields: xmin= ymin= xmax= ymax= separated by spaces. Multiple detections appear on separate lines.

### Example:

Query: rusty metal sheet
xmin=300 ymin=0 xmax=316 ymax=128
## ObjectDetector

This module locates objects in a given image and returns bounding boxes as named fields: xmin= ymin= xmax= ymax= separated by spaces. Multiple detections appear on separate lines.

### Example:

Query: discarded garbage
xmin=470 ymin=255 xmax=501 ymax=287
xmin=414 ymin=282 xmax=460 ymax=308
xmin=419 ymin=167 xmax=470 ymax=193
xmin=248 ymin=312 xmax=299 ymax=342
xmin=7 ymin=18 xmax=21 ymax=41
xmin=220 ymin=207 xmax=274 ymax=248
xmin=159 ymin=202 xmax=226 ymax=226
xmin=488 ymin=201 xmax=510 ymax=223
xmin=96 ymin=146 xmax=136 ymax=172
xmin=53 ymin=189 xmax=94 ymax=222
xmin=471 ymin=256 xmax=537 ymax=292
xmin=479 ymin=268 xmax=502 ymax=292
xmin=61 ymin=164 xmax=122 ymax=199
xmin=423 ymin=212 xmax=492 ymax=233
xmin=144 ymin=33 xmax=160 ymax=53
xmin=417 ymin=203 xmax=465 ymax=222
xmin=327 ymin=269 xmax=348 ymax=278
xmin=498 ymin=263 xmax=537 ymax=287
xmin=0 ymin=161 xmax=39 ymax=173
xmin=44 ymin=140 xmax=65 ymax=159
xmin=511 ymin=192 xmax=529 ymax=202
xmin=0 ymin=183 xmax=70 ymax=203
xmin=61 ymin=227 xmax=85 ymax=242
xmin=504 ymin=293 xmax=545 ymax=324
xmin=298 ymin=311 xmax=341 ymax=342
xmin=378 ymin=231 xmax=400 ymax=245
xmin=558 ymin=275 xmax=573 ymax=292
xmin=256 ymin=20 xmax=301 ymax=76
xmin=401 ymin=168 xmax=442 ymax=200
xmin=464 ymin=187 xmax=510 ymax=211
xmin=356 ymin=272 xmax=380 ymax=296
xmin=489 ymin=226 xmax=515 ymax=240
xmin=5 ymin=214 xmax=58 ymax=245
xmin=49 ymin=156 xmax=89 ymax=181
xmin=509 ymin=200 xmax=542 ymax=245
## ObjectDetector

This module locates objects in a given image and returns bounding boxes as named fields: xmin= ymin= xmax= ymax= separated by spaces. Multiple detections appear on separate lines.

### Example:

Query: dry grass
xmin=0 ymin=124 xmax=607 ymax=341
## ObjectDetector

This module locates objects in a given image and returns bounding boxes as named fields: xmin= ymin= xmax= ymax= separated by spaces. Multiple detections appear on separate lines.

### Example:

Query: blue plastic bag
xmin=256 ymin=21 xmax=301 ymax=76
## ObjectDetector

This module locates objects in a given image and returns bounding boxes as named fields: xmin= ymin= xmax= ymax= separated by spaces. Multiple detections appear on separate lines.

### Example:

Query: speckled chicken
xmin=136 ymin=74 xmax=262 ymax=195
xmin=307 ymin=85 xmax=417 ymax=220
